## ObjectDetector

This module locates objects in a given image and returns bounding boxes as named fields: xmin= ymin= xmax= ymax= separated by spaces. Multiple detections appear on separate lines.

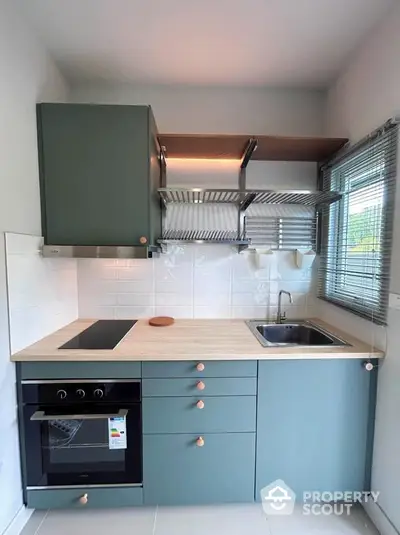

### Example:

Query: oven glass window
xmin=24 ymin=404 xmax=141 ymax=487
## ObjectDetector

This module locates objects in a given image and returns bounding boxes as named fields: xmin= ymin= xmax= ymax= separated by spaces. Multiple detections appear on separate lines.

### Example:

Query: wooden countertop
xmin=11 ymin=319 xmax=383 ymax=362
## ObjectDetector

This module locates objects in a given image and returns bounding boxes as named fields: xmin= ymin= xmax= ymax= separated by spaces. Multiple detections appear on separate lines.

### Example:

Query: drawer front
xmin=26 ymin=487 xmax=143 ymax=509
xmin=143 ymin=433 xmax=255 ymax=505
xmin=143 ymin=396 xmax=256 ymax=434
xmin=142 ymin=377 xmax=257 ymax=397
xmin=19 ymin=362 xmax=141 ymax=380
xmin=142 ymin=361 xmax=257 ymax=378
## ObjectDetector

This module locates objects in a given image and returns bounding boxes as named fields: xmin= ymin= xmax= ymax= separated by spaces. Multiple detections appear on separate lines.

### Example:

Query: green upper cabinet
xmin=37 ymin=104 xmax=162 ymax=247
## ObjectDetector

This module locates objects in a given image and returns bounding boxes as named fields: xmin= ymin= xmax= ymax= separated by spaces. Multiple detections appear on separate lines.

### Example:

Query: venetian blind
xmin=318 ymin=121 xmax=398 ymax=325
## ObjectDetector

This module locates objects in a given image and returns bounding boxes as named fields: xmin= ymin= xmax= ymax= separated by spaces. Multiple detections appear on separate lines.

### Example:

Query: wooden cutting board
xmin=149 ymin=316 xmax=175 ymax=327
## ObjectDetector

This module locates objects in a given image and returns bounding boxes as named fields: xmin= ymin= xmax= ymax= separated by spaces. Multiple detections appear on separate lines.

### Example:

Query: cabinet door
xmin=256 ymin=359 xmax=376 ymax=499
xmin=142 ymin=396 xmax=256 ymax=434
xmin=27 ymin=487 xmax=143 ymax=509
xmin=148 ymin=108 xmax=163 ymax=246
xmin=143 ymin=433 xmax=256 ymax=505
xmin=142 ymin=377 xmax=257 ymax=397
xmin=38 ymin=104 xmax=155 ymax=246
xmin=142 ymin=360 xmax=257 ymax=378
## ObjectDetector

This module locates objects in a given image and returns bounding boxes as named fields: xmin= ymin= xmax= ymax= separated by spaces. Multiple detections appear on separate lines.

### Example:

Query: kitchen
xmin=1 ymin=1 xmax=400 ymax=535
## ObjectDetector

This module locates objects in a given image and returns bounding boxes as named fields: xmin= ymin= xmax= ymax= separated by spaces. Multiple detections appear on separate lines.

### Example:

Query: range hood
xmin=42 ymin=245 xmax=160 ymax=259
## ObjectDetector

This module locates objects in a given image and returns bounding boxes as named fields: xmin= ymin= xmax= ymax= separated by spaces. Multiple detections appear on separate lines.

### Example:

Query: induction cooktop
xmin=59 ymin=320 xmax=137 ymax=350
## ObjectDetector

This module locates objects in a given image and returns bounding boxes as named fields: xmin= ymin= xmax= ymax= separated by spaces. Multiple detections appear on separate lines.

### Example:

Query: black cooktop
xmin=59 ymin=320 xmax=137 ymax=350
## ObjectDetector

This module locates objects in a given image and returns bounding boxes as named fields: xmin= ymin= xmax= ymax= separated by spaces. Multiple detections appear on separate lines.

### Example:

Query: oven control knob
xmin=76 ymin=389 xmax=86 ymax=399
xmin=93 ymin=388 xmax=104 ymax=399
xmin=57 ymin=389 xmax=67 ymax=400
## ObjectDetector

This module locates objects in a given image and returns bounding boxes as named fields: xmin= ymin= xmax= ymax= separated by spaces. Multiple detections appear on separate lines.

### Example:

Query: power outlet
xmin=389 ymin=293 xmax=400 ymax=310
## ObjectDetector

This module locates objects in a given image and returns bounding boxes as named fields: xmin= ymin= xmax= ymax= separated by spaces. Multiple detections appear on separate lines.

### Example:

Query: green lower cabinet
xmin=256 ymin=359 xmax=377 ymax=500
xmin=143 ymin=396 xmax=256 ymax=434
xmin=27 ymin=487 xmax=143 ymax=509
xmin=142 ymin=361 xmax=257 ymax=378
xmin=142 ymin=377 xmax=256 ymax=397
xmin=143 ymin=433 xmax=256 ymax=505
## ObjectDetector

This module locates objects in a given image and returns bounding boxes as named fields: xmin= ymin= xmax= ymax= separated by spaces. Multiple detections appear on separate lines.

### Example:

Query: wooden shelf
xmin=253 ymin=136 xmax=348 ymax=162
xmin=158 ymin=134 xmax=249 ymax=160
xmin=158 ymin=134 xmax=348 ymax=162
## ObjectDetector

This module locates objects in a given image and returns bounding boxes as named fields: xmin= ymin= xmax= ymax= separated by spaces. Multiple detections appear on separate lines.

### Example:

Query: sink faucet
xmin=277 ymin=290 xmax=293 ymax=323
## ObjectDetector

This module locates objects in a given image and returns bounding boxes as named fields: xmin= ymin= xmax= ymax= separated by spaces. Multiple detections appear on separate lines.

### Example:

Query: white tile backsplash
xmin=77 ymin=245 xmax=314 ymax=320
xmin=155 ymin=305 xmax=194 ymax=319
xmin=115 ymin=305 xmax=155 ymax=319
xmin=194 ymin=289 xmax=231 ymax=307
xmin=5 ymin=233 xmax=79 ymax=353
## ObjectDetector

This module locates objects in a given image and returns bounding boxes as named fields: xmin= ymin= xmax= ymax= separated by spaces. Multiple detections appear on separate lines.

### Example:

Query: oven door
xmin=23 ymin=403 xmax=142 ymax=488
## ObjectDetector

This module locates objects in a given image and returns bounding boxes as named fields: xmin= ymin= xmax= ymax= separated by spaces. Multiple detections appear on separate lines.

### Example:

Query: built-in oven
xmin=20 ymin=380 xmax=142 ymax=490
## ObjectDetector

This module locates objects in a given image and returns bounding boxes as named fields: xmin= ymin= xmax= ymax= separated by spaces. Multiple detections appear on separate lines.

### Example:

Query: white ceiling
xmin=17 ymin=0 xmax=394 ymax=88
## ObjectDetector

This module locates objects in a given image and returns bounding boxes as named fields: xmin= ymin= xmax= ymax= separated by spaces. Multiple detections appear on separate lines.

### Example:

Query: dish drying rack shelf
xmin=159 ymin=230 xmax=250 ymax=250
xmin=158 ymin=188 xmax=342 ymax=208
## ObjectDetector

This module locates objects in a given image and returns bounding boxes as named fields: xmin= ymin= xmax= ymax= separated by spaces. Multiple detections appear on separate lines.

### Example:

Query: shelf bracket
xmin=240 ymin=138 xmax=258 ymax=170
xmin=239 ymin=138 xmax=258 ymax=189
xmin=237 ymin=139 xmax=257 ymax=244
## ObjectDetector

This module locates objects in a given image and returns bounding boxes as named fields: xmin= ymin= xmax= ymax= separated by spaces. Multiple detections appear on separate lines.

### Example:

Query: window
xmin=318 ymin=122 xmax=398 ymax=325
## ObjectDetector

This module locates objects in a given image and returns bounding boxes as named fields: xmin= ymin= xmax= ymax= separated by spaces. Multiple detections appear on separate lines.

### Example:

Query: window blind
xmin=318 ymin=121 xmax=398 ymax=325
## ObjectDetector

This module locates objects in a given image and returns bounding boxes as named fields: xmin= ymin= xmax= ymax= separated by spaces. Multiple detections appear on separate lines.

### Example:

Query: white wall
xmin=323 ymin=3 xmax=400 ymax=533
xmin=71 ymin=83 xmax=326 ymax=136
xmin=0 ymin=2 xmax=69 ymax=533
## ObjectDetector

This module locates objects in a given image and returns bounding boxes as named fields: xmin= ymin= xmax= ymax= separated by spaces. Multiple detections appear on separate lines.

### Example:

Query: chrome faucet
xmin=277 ymin=290 xmax=293 ymax=323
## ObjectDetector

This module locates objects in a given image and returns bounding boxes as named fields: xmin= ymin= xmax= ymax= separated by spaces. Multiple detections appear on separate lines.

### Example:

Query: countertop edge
xmin=11 ymin=355 xmax=382 ymax=362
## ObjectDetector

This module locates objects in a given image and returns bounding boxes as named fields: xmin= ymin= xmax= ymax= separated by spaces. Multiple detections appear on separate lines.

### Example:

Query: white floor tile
xmin=266 ymin=504 xmax=378 ymax=535
xmin=36 ymin=507 xmax=156 ymax=535
xmin=22 ymin=504 xmax=379 ymax=535
xmin=20 ymin=510 xmax=48 ymax=535
xmin=336 ymin=505 xmax=379 ymax=535
xmin=154 ymin=504 xmax=271 ymax=535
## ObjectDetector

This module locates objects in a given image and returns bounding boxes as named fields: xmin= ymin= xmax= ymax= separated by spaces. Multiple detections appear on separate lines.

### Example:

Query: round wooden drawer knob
xmin=196 ymin=363 xmax=205 ymax=372
xmin=196 ymin=381 xmax=205 ymax=391
xmin=196 ymin=400 xmax=205 ymax=409
xmin=139 ymin=236 xmax=148 ymax=244
xmin=196 ymin=436 xmax=205 ymax=447
xmin=79 ymin=493 xmax=88 ymax=505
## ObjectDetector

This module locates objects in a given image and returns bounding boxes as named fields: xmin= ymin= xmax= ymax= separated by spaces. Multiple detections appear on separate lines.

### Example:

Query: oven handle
xmin=30 ymin=409 xmax=128 ymax=421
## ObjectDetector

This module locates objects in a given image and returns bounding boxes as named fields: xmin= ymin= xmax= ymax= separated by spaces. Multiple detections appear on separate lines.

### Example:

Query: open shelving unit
xmin=157 ymin=133 xmax=348 ymax=250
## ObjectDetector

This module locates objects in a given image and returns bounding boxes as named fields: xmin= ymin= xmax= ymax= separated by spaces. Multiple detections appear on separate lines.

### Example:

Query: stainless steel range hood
xmin=42 ymin=245 xmax=160 ymax=259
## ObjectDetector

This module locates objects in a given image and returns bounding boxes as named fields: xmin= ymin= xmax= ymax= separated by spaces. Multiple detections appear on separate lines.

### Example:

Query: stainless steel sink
xmin=246 ymin=320 xmax=350 ymax=348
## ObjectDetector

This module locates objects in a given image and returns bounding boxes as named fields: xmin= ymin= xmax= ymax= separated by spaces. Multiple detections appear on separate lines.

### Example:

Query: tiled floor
xmin=20 ymin=504 xmax=379 ymax=535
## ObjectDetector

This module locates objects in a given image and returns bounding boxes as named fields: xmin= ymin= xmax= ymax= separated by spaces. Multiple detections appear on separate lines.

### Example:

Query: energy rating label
xmin=108 ymin=416 xmax=127 ymax=450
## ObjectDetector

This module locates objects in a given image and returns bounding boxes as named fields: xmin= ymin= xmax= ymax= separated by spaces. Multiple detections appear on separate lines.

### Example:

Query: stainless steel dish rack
xmin=246 ymin=216 xmax=317 ymax=250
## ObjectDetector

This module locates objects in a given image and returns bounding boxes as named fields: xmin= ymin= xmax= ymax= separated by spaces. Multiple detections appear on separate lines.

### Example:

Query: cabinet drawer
xmin=143 ymin=433 xmax=255 ymax=505
xmin=143 ymin=396 xmax=256 ymax=434
xmin=142 ymin=377 xmax=256 ymax=397
xmin=19 ymin=362 xmax=141 ymax=380
xmin=142 ymin=361 xmax=257 ymax=378
xmin=26 ymin=486 xmax=143 ymax=509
